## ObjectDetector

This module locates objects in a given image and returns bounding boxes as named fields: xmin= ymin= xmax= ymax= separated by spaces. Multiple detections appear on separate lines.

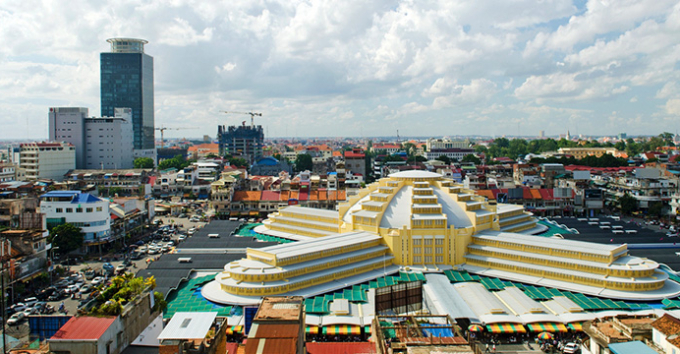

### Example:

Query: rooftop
xmin=158 ymin=312 xmax=217 ymax=340
xmin=50 ymin=316 xmax=116 ymax=341
xmin=254 ymin=296 xmax=304 ymax=322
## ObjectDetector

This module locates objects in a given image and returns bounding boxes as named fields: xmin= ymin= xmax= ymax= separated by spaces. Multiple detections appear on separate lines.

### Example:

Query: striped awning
xmin=226 ymin=325 xmax=243 ymax=335
xmin=486 ymin=323 xmax=526 ymax=334
xmin=567 ymin=322 xmax=583 ymax=331
xmin=527 ymin=323 xmax=568 ymax=333
xmin=322 ymin=325 xmax=361 ymax=335
xmin=306 ymin=326 xmax=319 ymax=335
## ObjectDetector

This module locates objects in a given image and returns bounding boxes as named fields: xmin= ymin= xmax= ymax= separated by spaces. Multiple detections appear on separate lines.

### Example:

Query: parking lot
xmin=551 ymin=216 xmax=680 ymax=270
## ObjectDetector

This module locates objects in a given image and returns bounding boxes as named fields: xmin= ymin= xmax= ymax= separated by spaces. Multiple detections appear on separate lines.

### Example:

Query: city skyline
xmin=1 ymin=1 xmax=680 ymax=141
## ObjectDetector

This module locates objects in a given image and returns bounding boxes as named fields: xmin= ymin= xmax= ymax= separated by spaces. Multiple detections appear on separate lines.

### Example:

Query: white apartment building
xmin=49 ymin=107 xmax=135 ymax=169
xmin=426 ymin=138 xmax=470 ymax=151
xmin=40 ymin=190 xmax=111 ymax=246
xmin=0 ymin=163 xmax=18 ymax=182
xmin=19 ymin=142 xmax=75 ymax=181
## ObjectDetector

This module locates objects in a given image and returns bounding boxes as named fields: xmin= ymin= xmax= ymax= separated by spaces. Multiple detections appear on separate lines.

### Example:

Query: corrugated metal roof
xmin=50 ymin=316 xmax=116 ymax=341
xmin=158 ymin=312 xmax=217 ymax=340
xmin=244 ymin=338 xmax=297 ymax=354
xmin=249 ymin=323 xmax=299 ymax=338
xmin=306 ymin=342 xmax=377 ymax=354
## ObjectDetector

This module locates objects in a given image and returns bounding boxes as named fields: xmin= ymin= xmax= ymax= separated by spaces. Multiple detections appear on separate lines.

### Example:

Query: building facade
xmin=19 ymin=142 xmax=75 ymax=181
xmin=40 ymin=191 xmax=111 ymax=247
xmin=100 ymin=38 xmax=155 ymax=151
xmin=217 ymin=124 xmax=264 ymax=164
xmin=47 ymin=107 xmax=89 ymax=168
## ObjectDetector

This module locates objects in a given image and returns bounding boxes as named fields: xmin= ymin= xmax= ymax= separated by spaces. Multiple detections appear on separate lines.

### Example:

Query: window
xmin=436 ymin=256 xmax=443 ymax=263
xmin=436 ymin=247 xmax=443 ymax=254
xmin=435 ymin=239 xmax=444 ymax=245
xmin=425 ymin=248 xmax=432 ymax=254
xmin=413 ymin=256 xmax=421 ymax=263
xmin=66 ymin=208 xmax=73 ymax=213
xmin=86 ymin=208 xmax=93 ymax=213
xmin=76 ymin=208 xmax=83 ymax=213
xmin=55 ymin=208 xmax=63 ymax=213
xmin=96 ymin=207 xmax=103 ymax=212
xmin=425 ymin=256 xmax=432 ymax=263
xmin=414 ymin=248 xmax=421 ymax=254
xmin=425 ymin=239 xmax=433 ymax=246
xmin=413 ymin=239 xmax=421 ymax=246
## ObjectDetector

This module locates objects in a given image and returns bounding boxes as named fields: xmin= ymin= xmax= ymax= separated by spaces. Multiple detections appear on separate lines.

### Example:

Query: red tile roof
xmin=652 ymin=314 xmax=680 ymax=339
xmin=261 ymin=191 xmax=280 ymax=201
xmin=233 ymin=191 xmax=261 ymax=202
xmin=306 ymin=342 xmax=377 ymax=354
xmin=51 ymin=316 xmax=116 ymax=340
xmin=244 ymin=338 xmax=297 ymax=354
xmin=344 ymin=151 xmax=365 ymax=158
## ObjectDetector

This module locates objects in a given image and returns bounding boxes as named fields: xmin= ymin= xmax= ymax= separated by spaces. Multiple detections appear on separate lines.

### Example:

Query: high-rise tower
xmin=100 ymin=38 xmax=155 ymax=150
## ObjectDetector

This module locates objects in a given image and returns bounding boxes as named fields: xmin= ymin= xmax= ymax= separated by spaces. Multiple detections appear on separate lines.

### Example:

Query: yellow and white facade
xmin=208 ymin=170 xmax=680 ymax=301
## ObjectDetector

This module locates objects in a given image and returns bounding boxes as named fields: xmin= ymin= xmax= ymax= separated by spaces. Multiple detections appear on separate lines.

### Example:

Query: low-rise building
xmin=244 ymin=296 xmax=305 ymax=354
xmin=19 ymin=142 xmax=76 ymax=181
xmin=584 ymin=315 xmax=656 ymax=354
xmin=651 ymin=314 xmax=680 ymax=354
xmin=40 ymin=190 xmax=111 ymax=251
xmin=557 ymin=147 xmax=621 ymax=159
xmin=63 ymin=169 xmax=154 ymax=198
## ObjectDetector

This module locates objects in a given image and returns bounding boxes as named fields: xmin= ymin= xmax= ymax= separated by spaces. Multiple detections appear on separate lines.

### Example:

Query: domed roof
xmin=255 ymin=157 xmax=279 ymax=166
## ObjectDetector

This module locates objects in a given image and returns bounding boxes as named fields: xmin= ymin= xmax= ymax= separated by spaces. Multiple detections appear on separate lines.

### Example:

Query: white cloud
xmin=666 ymin=99 xmax=680 ymax=116
xmin=0 ymin=0 xmax=678 ymax=139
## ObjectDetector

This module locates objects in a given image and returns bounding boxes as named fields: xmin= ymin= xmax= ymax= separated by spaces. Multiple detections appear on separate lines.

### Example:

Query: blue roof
xmin=71 ymin=193 xmax=101 ymax=204
xmin=254 ymin=157 xmax=279 ymax=166
xmin=40 ymin=191 xmax=81 ymax=198
xmin=609 ymin=341 xmax=657 ymax=354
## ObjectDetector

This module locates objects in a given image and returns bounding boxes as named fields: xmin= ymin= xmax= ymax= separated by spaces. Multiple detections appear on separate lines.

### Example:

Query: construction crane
xmin=155 ymin=126 xmax=198 ymax=148
xmin=221 ymin=111 xmax=262 ymax=127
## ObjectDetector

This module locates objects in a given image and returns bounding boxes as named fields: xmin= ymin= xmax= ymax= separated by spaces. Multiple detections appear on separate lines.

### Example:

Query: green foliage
xmin=294 ymin=153 xmax=313 ymax=172
xmin=529 ymin=154 xmax=629 ymax=168
xmin=205 ymin=153 xmax=218 ymax=159
xmin=91 ymin=273 xmax=155 ymax=316
xmin=133 ymin=157 xmax=155 ymax=169
xmin=462 ymin=154 xmax=481 ymax=164
xmin=152 ymin=291 xmax=167 ymax=312
xmin=618 ymin=193 xmax=638 ymax=215
xmin=50 ymin=223 xmax=84 ymax=254
xmin=228 ymin=157 xmax=248 ymax=167
xmin=436 ymin=155 xmax=451 ymax=164
xmin=158 ymin=155 xmax=191 ymax=171
xmin=407 ymin=155 xmax=427 ymax=163
xmin=646 ymin=157 xmax=659 ymax=163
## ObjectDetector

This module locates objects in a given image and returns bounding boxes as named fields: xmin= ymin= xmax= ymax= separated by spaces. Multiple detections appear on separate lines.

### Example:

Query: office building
xmin=40 ymin=190 xmax=111 ymax=249
xmin=217 ymin=123 xmax=264 ymax=164
xmin=49 ymin=107 xmax=134 ymax=169
xmin=19 ymin=142 xmax=75 ymax=181
xmin=100 ymin=38 xmax=155 ymax=151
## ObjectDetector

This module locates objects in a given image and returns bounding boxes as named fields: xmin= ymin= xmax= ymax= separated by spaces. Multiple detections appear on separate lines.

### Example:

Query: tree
xmin=294 ymin=153 xmax=313 ymax=172
xmin=205 ymin=153 xmax=218 ymax=159
xmin=158 ymin=155 xmax=191 ymax=171
xmin=228 ymin=157 xmax=248 ymax=167
xmin=437 ymin=155 xmax=452 ymax=164
xmin=618 ymin=193 xmax=638 ymax=215
xmin=50 ymin=223 xmax=84 ymax=254
xmin=133 ymin=157 xmax=154 ymax=169
xmin=462 ymin=154 xmax=481 ymax=164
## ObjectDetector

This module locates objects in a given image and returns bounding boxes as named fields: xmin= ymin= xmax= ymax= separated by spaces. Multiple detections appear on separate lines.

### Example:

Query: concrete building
xmin=40 ymin=190 xmax=111 ymax=249
xmin=49 ymin=107 xmax=136 ymax=170
xmin=426 ymin=138 xmax=471 ymax=151
xmin=50 ymin=316 xmax=122 ymax=354
xmin=202 ymin=170 xmax=680 ymax=303
xmin=344 ymin=149 xmax=366 ymax=177
xmin=244 ymin=296 xmax=305 ymax=354
xmin=0 ymin=162 xmax=19 ymax=182
xmin=19 ymin=142 xmax=75 ymax=181
xmin=217 ymin=123 xmax=264 ymax=164
xmin=101 ymin=38 xmax=155 ymax=151
xmin=557 ymin=147 xmax=621 ymax=159
xmin=251 ymin=157 xmax=293 ymax=176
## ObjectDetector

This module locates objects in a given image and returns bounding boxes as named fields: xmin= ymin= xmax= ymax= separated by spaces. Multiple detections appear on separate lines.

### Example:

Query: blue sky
xmin=1 ymin=0 xmax=679 ymax=140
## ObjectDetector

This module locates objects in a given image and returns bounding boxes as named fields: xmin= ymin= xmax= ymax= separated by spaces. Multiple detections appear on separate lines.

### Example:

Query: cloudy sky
xmin=2 ymin=0 xmax=680 ymax=140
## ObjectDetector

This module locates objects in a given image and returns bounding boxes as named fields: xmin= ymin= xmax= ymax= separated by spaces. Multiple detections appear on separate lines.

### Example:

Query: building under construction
xmin=217 ymin=123 xmax=264 ymax=165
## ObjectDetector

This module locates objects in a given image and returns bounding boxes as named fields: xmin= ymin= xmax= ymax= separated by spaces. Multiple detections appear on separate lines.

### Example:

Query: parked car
xmin=37 ymin=287 xmax=57 ymax=301
xmin=7 ymin=312 xmax=25 ymax=325
xmin=48 ymin=290 xmax=67 ymax=301
xmin=130 ymin=252 xmax=142 ymax=260
xmin=10 ymin=303 xmax=27 ymax=313
xmin=563 ymin=342 xmax=580 ymax=354
xmin=83 ymin=269 xmax=96 ymax=280
xmin=91 ymin=276 xmax=104 ymax=286
xmin=135 ymin=240 xmax=145 ymax=246
xmin=65 ymin=284 xmax=80 ymax=294
xmin=115 ymin=264 xmax=127 ymax=273
xmin=667 ymin=232 xmax=679 ymax=237
xmin=22 ymin=307 xmax=38 ymax=317
xmin=23 ymin=297 xmax=38 ymax=307
xmin=79 ymin=284 xmax=93 ymax=294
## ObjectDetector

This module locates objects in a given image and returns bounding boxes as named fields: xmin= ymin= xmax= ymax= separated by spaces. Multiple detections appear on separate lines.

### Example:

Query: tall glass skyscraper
xmin=100 ymin=38 xmax=155 ymax=150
